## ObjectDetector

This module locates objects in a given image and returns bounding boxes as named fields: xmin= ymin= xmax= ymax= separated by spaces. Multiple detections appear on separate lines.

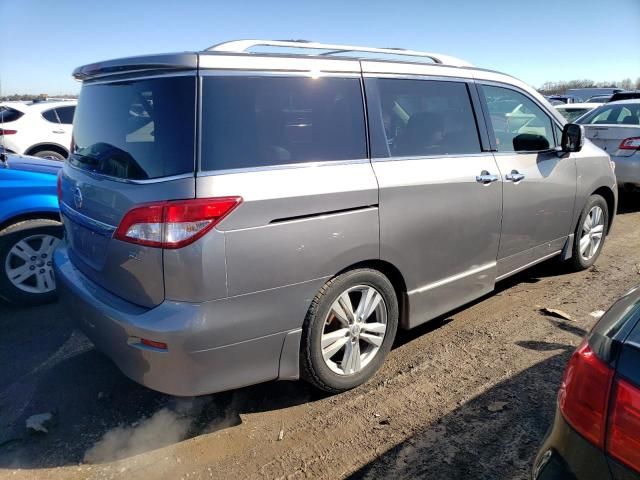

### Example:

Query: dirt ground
xmin=1 ymin=196 xmax=639 ymax=480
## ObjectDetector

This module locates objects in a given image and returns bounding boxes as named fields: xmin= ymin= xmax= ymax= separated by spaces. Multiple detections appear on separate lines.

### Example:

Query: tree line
xmin=1 ymin=93 xmax=78 ymax=101
xmin=539 ymin=78 xmax=640 ymax=95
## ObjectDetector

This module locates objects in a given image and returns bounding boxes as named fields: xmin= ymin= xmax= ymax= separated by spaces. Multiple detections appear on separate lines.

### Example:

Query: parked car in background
xmin=547 ymin=95 xmax=583 ymax=104
xmin=610 ymin=91 xmax=640 ymax=102
xmin=555 ymin=103 xmax=599 ymax=123
xmin=55 ymin=39 xmax=616 ymax=397
xmin=577 ymin=99 xmax=640 ymax=191
xmin=567 ymin=88 xmax=624 ymax=101
xmin=0 ymin=100 xmax=76 ymax=160
xmin=586 ymin=95 xmax=612 ymax=104
xmin=0 ymin=152 xmax=62 ymax=305
xmin=532 ymin=286 xmax=640 ymax=480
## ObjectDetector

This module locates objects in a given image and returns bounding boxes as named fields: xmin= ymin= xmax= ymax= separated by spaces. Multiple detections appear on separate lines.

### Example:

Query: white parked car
xmin=554 ymin=103 xmax=599 ymax=123
xmin=0 ymin=101 xmax=76 ymax=160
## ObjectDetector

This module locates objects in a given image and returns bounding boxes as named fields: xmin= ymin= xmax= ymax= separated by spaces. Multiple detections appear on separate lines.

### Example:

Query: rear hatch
xmin=58 ymin=74 xmax=197 ymax=307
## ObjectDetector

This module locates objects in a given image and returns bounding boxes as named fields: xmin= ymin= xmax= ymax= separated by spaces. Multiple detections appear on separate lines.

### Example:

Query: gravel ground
xmin=1 ymin=195 xmax=639 ymax=480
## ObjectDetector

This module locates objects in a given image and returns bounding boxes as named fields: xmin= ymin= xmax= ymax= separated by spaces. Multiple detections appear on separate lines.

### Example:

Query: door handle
xmin=505 ymin=170 xmax=525 ymax=182
xmin=476 ymin=170 xmax=499 ymax=184
xmin=52 ymin=130 xmax=65 ymax=134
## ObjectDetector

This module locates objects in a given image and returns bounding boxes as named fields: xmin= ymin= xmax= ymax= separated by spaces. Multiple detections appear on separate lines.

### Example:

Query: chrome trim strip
xmin=197 ymin=158 xmax=370 ymax=177
xmin=495 ymin=250 xmax=562 ymax=282
xmin=199 ymin=69 xmax=361 ymax=78
xmin=66 ymin=162 xmax=194 ymax=184
xmin=372 ymin=152 xmax=495 ymax=163
xmin=60 ymin=201 xmax=117 ymax=237
xmin=408 ymin=262 xmax=496 ymax=296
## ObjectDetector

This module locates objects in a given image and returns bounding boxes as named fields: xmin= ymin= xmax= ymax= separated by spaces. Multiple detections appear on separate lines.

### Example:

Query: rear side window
xmin=201 ymin=76 xmax=366 ymax=171
xmin=483 ymin=85 xmax=555 ymax=152
xmin=0 ymin=107 xmax=24 ymax=123
xmin=56 ymin=106 xmax=75 ymax=124
xmin=42 ymin=109 xmax=59 ymax=123
xmin=368 ymin=78 xmax=481 ymax=158
xmin=70 ymin=76 xmax=196 ymax=180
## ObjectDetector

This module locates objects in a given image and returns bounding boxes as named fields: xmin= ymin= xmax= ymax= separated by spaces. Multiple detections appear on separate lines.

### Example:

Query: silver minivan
xmin=55 ymin=40 xmax=617 ymax=396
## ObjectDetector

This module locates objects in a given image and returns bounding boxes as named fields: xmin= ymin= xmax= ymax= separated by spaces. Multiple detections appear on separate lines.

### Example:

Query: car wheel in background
xmin=0 ymin=219 xmax=63 ymax=305
xmin=568 ymin=194 xmax=609 ymax=271
xmin=33 ymin=150 xmax=66 ymax=161
xmin=300 ymin=268 xmax=399 ymax=393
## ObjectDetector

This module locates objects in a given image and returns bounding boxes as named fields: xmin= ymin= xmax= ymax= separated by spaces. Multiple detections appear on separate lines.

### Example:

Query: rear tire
xmin=0 ymin=219 xmax=63 ymax=306
xmin=32 ymin=150 xmax=65 ymax=161
xmin=300 ymin=268 xmax=399 ymax=394
xmin=567 ymin=194 xmax=609 ymax=271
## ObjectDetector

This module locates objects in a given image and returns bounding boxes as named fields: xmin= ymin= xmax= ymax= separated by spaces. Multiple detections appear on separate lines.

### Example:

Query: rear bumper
xmin=54 ymin=244 xmax=314 ymax=396
xmin=612 ymin=153 xmax=640 ymax=186
xmin=533 ymin=407 xmax=639 ymax=480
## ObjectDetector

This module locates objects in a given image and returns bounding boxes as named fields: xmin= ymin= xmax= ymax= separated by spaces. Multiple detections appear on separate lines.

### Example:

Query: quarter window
xmin=201 ymin=76 xmax=366 ymax=171
xmin=483 ymin=85 xmax=555 ymax=152
xmin=42 ymin=109 xmax=59 ymax=123
xmin=56 ymin=106 xmax=75 ymax=124
xmin=369 ymin=78 xmax=481 ymax=158
xmin=578 ymin=104 xmax=640 ymax=126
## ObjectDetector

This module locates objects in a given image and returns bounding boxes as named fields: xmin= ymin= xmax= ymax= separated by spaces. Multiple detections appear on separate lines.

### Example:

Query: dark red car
xmin=533 ymin=286 xmax=640 ymax=479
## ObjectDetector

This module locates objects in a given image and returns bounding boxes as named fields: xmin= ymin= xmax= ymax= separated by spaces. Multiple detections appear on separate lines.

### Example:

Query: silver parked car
xmin=55 ymin=40 xmax=617 ymax=396
xmin=577 ymin=99 xmax=640 ymax=190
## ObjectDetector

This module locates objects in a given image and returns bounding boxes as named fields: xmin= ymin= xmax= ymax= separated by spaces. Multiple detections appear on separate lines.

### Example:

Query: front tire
xmin=0 ymin=219 xmax=63 ymax=305
xmin=300 ymin=268 xmax=399 ymax=393
xmin=567 ymin=194 xmax=609 ymax=271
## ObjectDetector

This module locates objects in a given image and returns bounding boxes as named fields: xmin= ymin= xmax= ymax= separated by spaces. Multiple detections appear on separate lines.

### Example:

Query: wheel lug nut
xmin=30 ymin=256 xmax=37 ymax=261
xmin=41 ymin=253 xmax=47 ymax=258
xmin=47 ymin=261 xmax=52 ymax=266
xmin=39 ymin=269 xmax=45 ymax=273
xmin=30 ymin=266 xmax=35 ymax=271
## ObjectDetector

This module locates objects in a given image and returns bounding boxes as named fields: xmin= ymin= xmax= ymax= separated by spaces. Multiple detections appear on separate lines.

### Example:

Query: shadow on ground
xmin=0 ymin=301 xmax=323 ymax=468
xmin=349 ymin=342 xmax=574 ymax=480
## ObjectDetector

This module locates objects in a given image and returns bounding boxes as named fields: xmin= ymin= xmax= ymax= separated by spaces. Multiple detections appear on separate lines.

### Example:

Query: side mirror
xmin=561 ymin=123 xmax=584 ymax=153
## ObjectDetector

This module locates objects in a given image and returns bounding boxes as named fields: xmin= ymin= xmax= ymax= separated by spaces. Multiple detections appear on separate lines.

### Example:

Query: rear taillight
xmin=607 ymin=379 xmax=640 ymax=472
xmin=114 ymin=197 xmax=242 ymax=249
xmin=0 ymin=129 xmax=17 ymax=135
xmin=558 ymin=341 xmax=614 ymax=448
xmin=619 ymin=137 xmax=640 ymax=150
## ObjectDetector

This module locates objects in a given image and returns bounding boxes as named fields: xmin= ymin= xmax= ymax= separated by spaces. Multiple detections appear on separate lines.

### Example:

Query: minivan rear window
xmin=201 ymin=76 xmax=366 ymax=172
xmin=70 ymin=76 xmax=196 ymax=180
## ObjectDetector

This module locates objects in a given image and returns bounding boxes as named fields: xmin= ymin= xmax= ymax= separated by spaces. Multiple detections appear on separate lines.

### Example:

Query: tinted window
xmin=370 ymin=79 xmax=480 ymax=158
xmin=42 ymin=109 xmax=59 ymax=123
xmin=70 ymin=76 xmax=196 ymax=180
xmin=56 ymin=106 xmax=75 ymax=124
xmin=483 ymin=86 xmax=555 ymax=152
xmin=201 ymin=76 xmax=366 ymax=171
xmin=0 ymin=107 xmax=24 ymax=123
xmin=578 ymin=104 xmax=640 ymax=126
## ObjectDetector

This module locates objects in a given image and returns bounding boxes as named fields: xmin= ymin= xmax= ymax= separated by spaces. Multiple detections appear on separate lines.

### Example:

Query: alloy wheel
xmin=579 ymin=205 xmax=605 ymax=261
xmin=4 ymin=234 xmax=60 ymax=294
xmin=320 ymin=285 xmax=388 ymax=376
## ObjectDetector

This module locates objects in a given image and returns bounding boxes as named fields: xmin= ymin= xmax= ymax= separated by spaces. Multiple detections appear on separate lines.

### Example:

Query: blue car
xmin=0 ymin=150 xmax=62 ymax=305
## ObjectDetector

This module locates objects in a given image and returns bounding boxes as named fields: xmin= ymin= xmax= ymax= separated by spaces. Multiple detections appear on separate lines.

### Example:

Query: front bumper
xmin=53 ymin=244 xmax=304 ymax=396
xmin=612 ymin=153 xmax=640 ymax=187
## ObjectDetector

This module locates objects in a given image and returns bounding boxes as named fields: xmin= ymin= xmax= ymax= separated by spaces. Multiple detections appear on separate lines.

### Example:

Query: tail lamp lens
xmin=0 ymin=129 xmax=17 ymax=135
xmin=114 ymin=197 xmax=242 ymax=249
xmin=607 ymin=379 xmax=640 ymax=473
xmin=619 ymin=137 xmax=640 ymax=150
xmin=558 ymin=342 xmax=614 ymax=448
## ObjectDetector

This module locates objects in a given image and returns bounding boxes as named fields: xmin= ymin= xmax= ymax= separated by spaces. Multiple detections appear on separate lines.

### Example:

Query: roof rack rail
xmin=206 ymin=39 xmax=473 ymax=67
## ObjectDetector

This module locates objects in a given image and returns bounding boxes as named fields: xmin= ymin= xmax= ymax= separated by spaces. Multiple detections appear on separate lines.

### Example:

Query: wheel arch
xmin=0 ymin=211 xmax=61 ymax=234
xmin=25 ymin=142 xmax=69 ymax=158
xmin=336 ymin=259 xmax=410 ymax=330
xmin=591 ymin=186 xmax=615 ymax=233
